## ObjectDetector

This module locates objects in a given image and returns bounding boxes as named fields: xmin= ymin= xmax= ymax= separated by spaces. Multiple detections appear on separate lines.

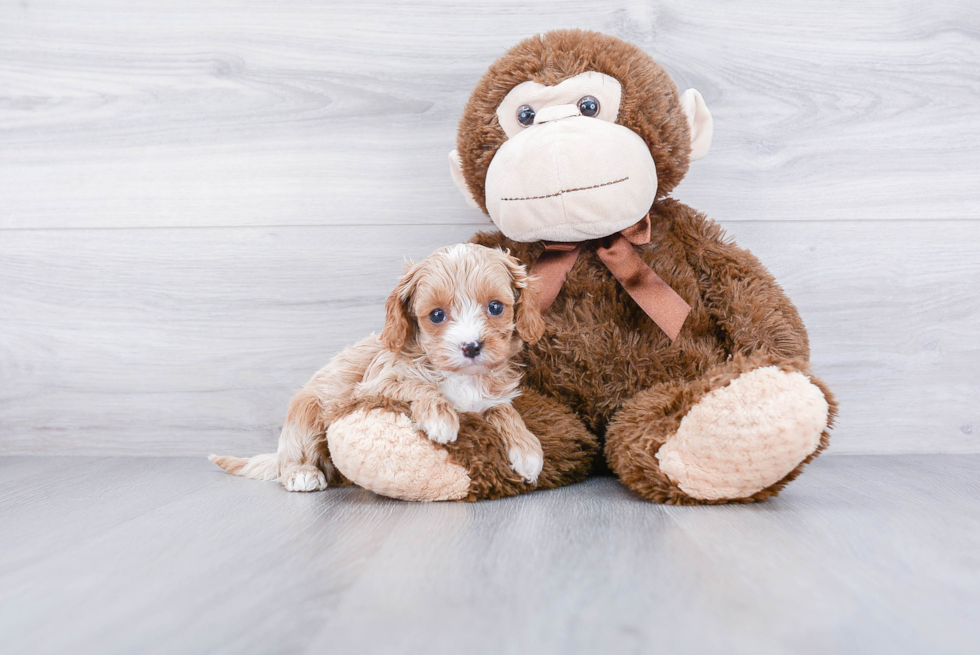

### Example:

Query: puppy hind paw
xmin=282 ymin=465 xmax=327 ymax=492
xmin=509 ymin=447 xmax=544 ymax=484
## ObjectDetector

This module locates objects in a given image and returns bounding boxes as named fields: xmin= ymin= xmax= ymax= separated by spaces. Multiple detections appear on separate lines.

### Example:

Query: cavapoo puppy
xmin=211 ymin=243 xmax=546 ymax=492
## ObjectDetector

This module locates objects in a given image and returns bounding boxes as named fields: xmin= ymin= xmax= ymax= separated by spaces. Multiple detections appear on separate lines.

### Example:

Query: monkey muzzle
xmin=484 ymin=109 xmax=658 ymax=243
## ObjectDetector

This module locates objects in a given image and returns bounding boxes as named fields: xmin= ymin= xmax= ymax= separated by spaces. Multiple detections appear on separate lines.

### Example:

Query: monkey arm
xmin=664 ymin=201 xmax=810 ymax=361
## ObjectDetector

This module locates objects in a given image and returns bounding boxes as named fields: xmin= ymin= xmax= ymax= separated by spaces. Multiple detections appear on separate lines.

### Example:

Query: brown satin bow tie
xmin=529 ymin=213 xmax=692 ymax=341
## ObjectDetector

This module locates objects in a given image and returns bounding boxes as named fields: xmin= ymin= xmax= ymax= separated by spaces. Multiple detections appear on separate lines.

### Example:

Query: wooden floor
xmin=1 ymin=455 xmax=977 ymax=654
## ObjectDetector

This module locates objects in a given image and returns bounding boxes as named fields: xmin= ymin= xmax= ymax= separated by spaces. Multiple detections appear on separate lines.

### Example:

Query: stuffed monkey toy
xmin=326 ymin=29 xmax=836 ymax=504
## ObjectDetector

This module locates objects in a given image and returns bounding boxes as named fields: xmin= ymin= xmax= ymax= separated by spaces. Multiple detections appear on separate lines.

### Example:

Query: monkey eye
xmin=578 ymin=96 xmax=600 ymax=117
xmin=516 ymin=105 xmax=536 ymax=127
xmin=429 ymin=309 xmax=446 ymax=324
xmin=487 ymin=300 xmax=504 ymax=316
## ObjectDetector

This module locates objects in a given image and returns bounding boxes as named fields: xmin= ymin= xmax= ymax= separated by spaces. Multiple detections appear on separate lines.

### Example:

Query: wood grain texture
xmin=1 ymin=0 xmax=978 ymax=229
xmin=1 ymin=2 xmax=977 ymax=458
xmin=0 ymin=455 xmax=977 ymax=654
xmin=1 ymin=220 xmax=977 ymax=456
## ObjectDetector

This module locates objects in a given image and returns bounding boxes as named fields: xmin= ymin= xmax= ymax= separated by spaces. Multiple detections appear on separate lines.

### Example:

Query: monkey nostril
xmin=461 ymin=341 xmax=483 ymax=358
xmin=533 ymin=103 xmax=581 ymax=124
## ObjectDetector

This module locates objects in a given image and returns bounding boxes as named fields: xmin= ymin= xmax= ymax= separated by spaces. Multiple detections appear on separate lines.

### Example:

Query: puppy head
xmin=380 ymin=243 xmax=545 ymax=374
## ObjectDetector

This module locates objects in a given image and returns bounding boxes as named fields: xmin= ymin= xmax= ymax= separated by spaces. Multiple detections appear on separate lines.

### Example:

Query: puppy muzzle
xmin=461 ymin=341 xmax=483 ymax=359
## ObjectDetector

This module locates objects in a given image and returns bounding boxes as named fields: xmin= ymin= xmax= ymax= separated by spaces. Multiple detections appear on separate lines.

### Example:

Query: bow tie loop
xmin=619 ymin=212 xmax=653 ymax=246
xmin=530 ymin=214 xmax=691 ymax=342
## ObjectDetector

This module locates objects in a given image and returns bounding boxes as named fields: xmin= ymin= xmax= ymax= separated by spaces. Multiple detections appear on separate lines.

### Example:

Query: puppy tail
xmin=208 ymin=452 xmax=278 ymax=481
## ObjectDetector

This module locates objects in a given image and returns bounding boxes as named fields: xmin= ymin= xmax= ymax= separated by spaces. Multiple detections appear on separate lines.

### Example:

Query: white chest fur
xmin=438 ymin=372 xmax=517 ymax=413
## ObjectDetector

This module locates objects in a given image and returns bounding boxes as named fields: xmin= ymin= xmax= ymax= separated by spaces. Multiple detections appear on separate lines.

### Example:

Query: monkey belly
xmin=523 ymin=323 xmax=720 ymax=434
xmin=469 ymin=229 xmax=722 ymax=432
xmin=523 ymin=271 xmax=725 ymax=434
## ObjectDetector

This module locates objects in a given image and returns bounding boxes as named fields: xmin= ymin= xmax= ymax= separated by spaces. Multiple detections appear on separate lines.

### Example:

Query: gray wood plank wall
xmin=2 ymin=1 xmax=978 ymax=455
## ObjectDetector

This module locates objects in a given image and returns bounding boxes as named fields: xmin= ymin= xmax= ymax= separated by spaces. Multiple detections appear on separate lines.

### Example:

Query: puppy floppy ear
xmin=381 ymin=262 xmax=422 ymax=352
xmin=501 ymin=253 xmax=546 ymax=345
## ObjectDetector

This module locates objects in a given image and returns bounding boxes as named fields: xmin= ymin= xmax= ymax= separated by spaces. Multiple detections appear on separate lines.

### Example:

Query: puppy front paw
xmin=282 ymin=465 xmax=327 ymax=492
xmin=412 ymin=399 xmax=460 ymax=444
xmin=509 ymin=444 xmax=544 ymax=485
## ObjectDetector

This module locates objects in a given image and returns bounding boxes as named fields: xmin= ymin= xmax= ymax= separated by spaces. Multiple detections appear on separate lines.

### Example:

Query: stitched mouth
xmin=500 ymin=176 xmax=629 ymax=202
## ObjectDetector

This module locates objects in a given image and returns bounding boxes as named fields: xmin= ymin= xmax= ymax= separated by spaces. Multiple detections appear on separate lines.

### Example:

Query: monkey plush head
xmin=450 ymin=30 xmax=713 ymax=243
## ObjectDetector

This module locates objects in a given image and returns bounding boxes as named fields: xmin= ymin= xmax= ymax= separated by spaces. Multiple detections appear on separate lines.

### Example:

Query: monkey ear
xmin=449 ymin=150 xmax=481 ymax=209
xmin=380 ymin=262 xmax=421 ymax=352
xmin=679 ymin=89 xmax=713 ymax=161
xmin=501 ymin=253 xmax=546 ymax=345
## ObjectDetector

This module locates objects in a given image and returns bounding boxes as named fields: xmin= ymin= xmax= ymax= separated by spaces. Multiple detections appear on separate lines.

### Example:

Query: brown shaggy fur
xmin=447 ymin=390 xmax=599 ymax=501
xmin=456 ymin=30 xmax=693 ymax=215
xmin=445 ymin=29 xmax=837 ymax=504
xmin=604 ymin=353 xmax=837 ymax=505
xmin=302 ymin=30 xmax=833 ymax=504
xmin=470 ymin=201 xmax=837 ymax=503
xmin=472 ymin=200 xmax=817 ymax=434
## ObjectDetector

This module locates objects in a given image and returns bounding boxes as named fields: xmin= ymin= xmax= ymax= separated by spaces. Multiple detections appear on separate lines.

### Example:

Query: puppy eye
xmin=577 ymin=95 xmax=600 ymax=117
xmin=429 ymin=309 xmax=446 ymax=324
xmin=516 ymin=105 xmax=536 ymax=127
xmin=487 ymin=300 xmax=504 ymax=316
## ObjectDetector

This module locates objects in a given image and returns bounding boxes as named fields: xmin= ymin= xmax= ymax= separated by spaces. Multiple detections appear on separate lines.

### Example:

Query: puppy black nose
xmin=461 ymin=341 xmax=483 ymax=358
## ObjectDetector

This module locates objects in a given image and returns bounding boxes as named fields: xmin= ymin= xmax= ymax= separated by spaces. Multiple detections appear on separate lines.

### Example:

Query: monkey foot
xmin=656 ymin=366 xmax=830 ymax=501
xmin=327 ymin=408 xmax=471 ymax=502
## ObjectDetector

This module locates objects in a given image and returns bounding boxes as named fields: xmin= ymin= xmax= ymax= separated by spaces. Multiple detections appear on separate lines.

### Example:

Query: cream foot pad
xmin=656 ymin=366 xmax=830 ymax=501
xmin=327 ymin=408 xmax=471 ymax=502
